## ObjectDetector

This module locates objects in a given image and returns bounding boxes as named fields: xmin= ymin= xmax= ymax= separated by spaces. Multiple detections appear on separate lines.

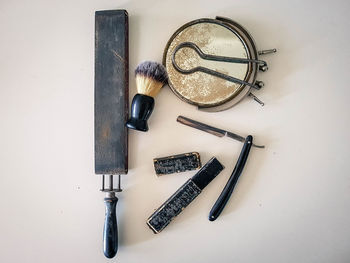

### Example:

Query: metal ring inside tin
xmin=163 ymin=17 xmax=269 ymax=111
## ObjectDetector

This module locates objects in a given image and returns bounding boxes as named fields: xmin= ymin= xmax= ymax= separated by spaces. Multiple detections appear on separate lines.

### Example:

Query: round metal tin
xmin=163 ymin=17 xmax=259 ymax=111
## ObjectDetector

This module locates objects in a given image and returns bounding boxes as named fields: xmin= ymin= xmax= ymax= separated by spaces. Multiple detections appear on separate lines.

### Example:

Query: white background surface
xmin=0 ymin=0 xmax=349 ymax=262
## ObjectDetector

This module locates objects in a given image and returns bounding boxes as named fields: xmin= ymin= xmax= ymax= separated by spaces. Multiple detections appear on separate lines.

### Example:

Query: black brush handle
xmin=209 ymin=135 xmax=253 ymax=221
xmin=103 ymin=195 xmax=118 ymax=258
xmin=126 ymin=94 xmax=154 ymax=132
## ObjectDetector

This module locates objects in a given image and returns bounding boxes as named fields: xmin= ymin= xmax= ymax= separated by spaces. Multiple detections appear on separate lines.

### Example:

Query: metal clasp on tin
xmin=171 ymin=42 xmax=277 ymax=106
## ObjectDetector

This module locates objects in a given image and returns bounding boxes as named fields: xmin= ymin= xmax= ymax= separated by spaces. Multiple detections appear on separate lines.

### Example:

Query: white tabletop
xmin=1 ymin=0 xmax=349 ymax=262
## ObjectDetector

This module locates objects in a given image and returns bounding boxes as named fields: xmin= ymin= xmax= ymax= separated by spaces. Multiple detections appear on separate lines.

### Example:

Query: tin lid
xmin=163 ymin=17 xmax=260 ymax=111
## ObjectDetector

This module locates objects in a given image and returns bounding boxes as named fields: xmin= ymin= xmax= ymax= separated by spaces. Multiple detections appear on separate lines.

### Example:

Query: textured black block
xmin=147 ymin=179 xmax=201 ymax=233
xmin=147 ymin=157 xmax=224 ymax=233
xmin=153 ymin=152 xmax=201 ymax=175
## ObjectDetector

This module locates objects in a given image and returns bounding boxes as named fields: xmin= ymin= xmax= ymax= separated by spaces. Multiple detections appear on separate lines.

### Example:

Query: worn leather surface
xmin=95 ymin=10 xmax=129 ymax=174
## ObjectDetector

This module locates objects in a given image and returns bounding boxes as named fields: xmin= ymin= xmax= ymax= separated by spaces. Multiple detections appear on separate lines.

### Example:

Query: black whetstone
xmin=95 ymin=10 xmax=128 ymax=175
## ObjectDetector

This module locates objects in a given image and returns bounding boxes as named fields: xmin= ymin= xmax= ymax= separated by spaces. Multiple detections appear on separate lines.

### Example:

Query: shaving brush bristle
xmin=135 ymin=61 xmax=168 ymax=97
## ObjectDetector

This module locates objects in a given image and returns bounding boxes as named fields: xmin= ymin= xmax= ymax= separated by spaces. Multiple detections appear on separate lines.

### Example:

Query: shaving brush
xmin=126 ymin=61 xmax=168 ymax=132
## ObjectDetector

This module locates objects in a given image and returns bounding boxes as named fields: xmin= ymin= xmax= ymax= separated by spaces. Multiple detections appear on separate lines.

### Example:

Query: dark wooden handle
xmin=209 ymin=135 xmax=253 ymax=221
xmin=103 ymin=196 xmax=118 ymax=258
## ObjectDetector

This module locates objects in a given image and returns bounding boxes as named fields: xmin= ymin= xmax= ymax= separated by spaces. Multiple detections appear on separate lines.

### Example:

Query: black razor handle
xmin=103 ymin=194 xmax=118 ymax=258
xmin=209 ymin=135 xmax=253 ymax=221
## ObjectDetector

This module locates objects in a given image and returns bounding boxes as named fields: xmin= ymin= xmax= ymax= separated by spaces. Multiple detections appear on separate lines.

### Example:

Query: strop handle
xmin=101 ymin=174 xmax=122 ymax=258
xmin=103 ymin=194 xmax=119 ymax=258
